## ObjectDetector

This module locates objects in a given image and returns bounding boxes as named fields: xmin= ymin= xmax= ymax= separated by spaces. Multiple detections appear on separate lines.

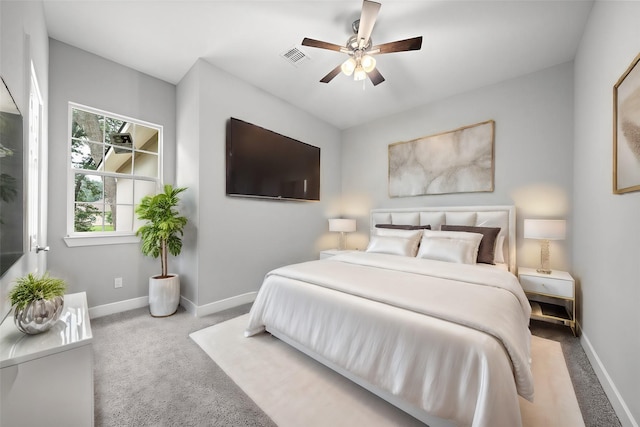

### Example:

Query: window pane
xmin=74 ymin=203 xmax=102 ymax=232
xmin=103 ymin=176 xmax=116 ymax=206
xmin=134 ymin=151 xmax=158 ymax=177
xmin=134 ymin=180 xmax=157 ymax=200
xmin=133 ymin=124 xmax=159 ymax=154
xmin=103 ymin=208 xmax=114 ymax=231
xmin=104 ymin=117 xmax=126 ymax=145
xmin=72 ymin=109 xmax=104 ymax=144
xmin=90 ymin=211 xmax=109 ymax=232
xmin=103 ymin=146 xmax=133 ymax=174
xmin=114 ymin=178 xmax=134 ymax=204
xmin=74 ymin=173 xmax=103 ymax=203
xmin=71 ymin=139 xmax=103 ymax=170
xmin=115 ymin=205 xmax=134 ymax=232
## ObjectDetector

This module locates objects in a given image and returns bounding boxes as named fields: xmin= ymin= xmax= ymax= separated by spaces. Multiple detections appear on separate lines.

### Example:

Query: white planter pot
xmin=149 ymin=274 xmax=180 ymax=317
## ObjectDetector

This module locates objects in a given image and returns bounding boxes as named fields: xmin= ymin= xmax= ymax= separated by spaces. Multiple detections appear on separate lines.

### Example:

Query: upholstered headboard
xmin=370 ymin=205 xmax=516 ymax=273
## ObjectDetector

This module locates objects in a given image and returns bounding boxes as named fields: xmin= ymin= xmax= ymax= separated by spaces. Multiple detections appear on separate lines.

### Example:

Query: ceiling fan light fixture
xmin=353 ymin=66 xmax=367 ymax=81
xmin=341 ymin=57 xmax=357 ymax=76
xmin=361 ymin=55 xmax=376 ymax=72
xmin=301 ymin=0 xmax=422 ymax=86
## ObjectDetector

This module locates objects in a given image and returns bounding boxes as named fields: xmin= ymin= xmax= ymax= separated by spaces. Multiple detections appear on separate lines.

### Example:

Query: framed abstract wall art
xmin=388 ymin=120 xmax=495 ymax=197
xmin=614 ymin=52 xmax=640 ymax=194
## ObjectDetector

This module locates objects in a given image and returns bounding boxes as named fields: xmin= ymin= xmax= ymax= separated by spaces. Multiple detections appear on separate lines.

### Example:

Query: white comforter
xmin=246 ymin=252 xmax=534 ymax=427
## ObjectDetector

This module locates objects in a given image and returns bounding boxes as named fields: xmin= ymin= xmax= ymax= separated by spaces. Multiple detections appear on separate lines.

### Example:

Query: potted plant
xmin=136 ymin=184 xmax=187 ymax=317
xmin=8 ymin=273 xmax=66 ymax=334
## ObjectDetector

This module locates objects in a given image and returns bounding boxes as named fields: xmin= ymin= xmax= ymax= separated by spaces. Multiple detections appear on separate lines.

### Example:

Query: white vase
xmin=149 ymin=274 xmax=180 ymax=317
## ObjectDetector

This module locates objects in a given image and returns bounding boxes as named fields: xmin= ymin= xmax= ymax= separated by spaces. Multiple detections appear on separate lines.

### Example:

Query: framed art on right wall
xmin=613 ymin=52 xmax=640 ymax=194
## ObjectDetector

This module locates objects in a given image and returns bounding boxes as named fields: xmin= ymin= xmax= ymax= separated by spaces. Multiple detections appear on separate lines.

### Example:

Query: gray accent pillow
xmin=441 ymin=225 xmax=501 ymax=265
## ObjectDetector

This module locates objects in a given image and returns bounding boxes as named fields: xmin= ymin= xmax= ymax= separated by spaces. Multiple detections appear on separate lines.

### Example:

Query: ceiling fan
xmin=301 ymin=0 xmax=422 ymax=86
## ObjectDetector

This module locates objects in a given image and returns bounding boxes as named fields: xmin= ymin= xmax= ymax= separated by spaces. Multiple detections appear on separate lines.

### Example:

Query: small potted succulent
xmin=8 ymin=273 xmax=66 ymax=334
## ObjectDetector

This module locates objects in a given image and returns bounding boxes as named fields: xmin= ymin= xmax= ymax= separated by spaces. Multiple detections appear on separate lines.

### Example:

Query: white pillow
xmin=416 ymin=230 xmax=483 ymax=264
xmin=367 ymin=228 xmax=423 ymax=257
xmin=366 ymin=235 xmax=420 ymax=257
xmin=494 ymin=235 xmax=505 ymax=264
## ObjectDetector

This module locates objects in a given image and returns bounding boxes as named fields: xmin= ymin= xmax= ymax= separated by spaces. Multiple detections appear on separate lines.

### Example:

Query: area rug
xmin=190 ymin=314 xmax=584 ymax=427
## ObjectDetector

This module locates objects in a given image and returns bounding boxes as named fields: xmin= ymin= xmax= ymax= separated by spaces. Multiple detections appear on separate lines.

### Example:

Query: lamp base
xmin=338 ymin=232 xmax=347 ymax=251
xmin=537 ymin=239 xmax=551 ymax=275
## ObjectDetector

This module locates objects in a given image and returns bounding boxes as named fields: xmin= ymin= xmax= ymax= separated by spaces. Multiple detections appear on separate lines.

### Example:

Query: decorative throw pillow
xmin=416 ymin=230 xmax=483 ymax=265
xmin=441 ymin=225 xmax=501 ymax=265
xmin=375 ymin=224 xmax=431 ymax=230
xmin=366 ymin=235 xmax=418 ymax=257
xmin=369 ymin=228 xmax=424 ymax=257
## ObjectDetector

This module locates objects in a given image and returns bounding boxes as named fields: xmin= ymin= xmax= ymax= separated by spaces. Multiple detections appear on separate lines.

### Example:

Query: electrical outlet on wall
xmin=114 ymin=277 xmax=123 ymax=288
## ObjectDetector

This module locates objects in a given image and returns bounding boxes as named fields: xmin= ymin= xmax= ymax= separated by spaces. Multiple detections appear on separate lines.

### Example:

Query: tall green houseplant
xmin=136 ymin=184 xmax=187 ymax=278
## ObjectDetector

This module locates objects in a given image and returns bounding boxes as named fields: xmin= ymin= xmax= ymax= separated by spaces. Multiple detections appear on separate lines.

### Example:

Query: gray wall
xmin=573 ymin=2 xmax=640 ymax=426
xmin=0 ymin=1 xmax=49 ymax=319
xmin=341 ymin=62 xmax=575 ymax=271
xmin=47 ymin=40 xmax=177 ymax=309
xmin=176 ymin=59 xmax=342 ymax=309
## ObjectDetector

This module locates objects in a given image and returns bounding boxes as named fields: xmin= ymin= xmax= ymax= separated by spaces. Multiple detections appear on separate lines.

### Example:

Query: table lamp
xmin=524 ymin=219 xmax=566 ymax=274
xmin=328 ymin=218 xmax=356 ymax=251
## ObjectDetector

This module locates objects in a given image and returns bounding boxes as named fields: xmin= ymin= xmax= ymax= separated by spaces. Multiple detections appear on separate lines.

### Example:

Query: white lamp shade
xmin=524 ymin=219 xmax=566 ymax=240
xmin=328 ymin=218 xmax=356 ymax=233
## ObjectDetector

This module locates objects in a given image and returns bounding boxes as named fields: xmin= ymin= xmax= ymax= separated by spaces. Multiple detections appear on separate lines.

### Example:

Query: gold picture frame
xmin=613 ymin=52 xmax=640 ymax=194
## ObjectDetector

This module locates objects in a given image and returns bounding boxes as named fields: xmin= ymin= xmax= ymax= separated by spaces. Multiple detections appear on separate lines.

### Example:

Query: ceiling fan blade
xmin=370 ymin=36 xmax=423 ymax=54
xmin=357 ymin=0 xmax=381 ymax=47
xmin=320 ymin=64 xmax=343 ymax=83
xmin=367 ymin=68 xmax=385 ymax=86
xmin=302 ymin=38 xmax=344 ymax=52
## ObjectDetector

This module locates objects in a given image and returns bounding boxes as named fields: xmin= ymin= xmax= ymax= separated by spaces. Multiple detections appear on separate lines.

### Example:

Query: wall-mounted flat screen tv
xmin=0 ymin=78 xmax=24 ymax=277
xmin=226 ymin=118 xmax=320 ymax=201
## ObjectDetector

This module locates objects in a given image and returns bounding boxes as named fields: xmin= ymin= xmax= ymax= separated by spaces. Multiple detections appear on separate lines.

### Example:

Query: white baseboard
xmin=580 ymin=330 xmax=638 ymax=427
xmin=186 ymin=292 xmax=257 ymax=317
xmin=180 ymin=295 xmax=198 ymax=316
xmin=89 ymin=292 xmax=257 ymax=319
xmin=89 ymin=296 xmax=148 ymax=319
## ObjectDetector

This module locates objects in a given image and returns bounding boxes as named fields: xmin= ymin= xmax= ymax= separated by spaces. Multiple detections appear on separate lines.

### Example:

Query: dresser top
xmin=0 ymin=292 xmax=93 ymax=368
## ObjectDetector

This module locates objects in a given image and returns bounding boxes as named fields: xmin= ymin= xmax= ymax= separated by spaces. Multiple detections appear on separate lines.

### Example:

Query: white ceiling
xmin=42 ymin=0 xmax=594 ymax=129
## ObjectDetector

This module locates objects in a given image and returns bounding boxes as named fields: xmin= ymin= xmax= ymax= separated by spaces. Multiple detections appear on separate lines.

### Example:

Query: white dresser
xmin=1 ymin=292 xmax=94 ymax=426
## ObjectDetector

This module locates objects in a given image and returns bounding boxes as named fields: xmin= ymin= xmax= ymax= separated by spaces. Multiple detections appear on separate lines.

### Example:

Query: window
xmin=66 ymin=104 xmax=162 ymax=246
xmin=29 ymin=62 xmax=43 ymax=257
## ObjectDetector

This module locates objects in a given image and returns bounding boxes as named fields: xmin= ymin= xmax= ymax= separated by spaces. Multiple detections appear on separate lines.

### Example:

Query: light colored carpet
xmin=191 ymin=314 xmax=585 ymax=427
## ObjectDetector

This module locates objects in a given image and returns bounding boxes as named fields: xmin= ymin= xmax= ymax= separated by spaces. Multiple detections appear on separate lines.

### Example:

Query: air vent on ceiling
xmin=280 ymin=46 xmax=310 ymax=67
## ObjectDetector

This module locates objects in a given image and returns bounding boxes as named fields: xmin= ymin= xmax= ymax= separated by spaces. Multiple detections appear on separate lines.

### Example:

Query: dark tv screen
xmin=226 ymin=118 xmax=320 ymax=201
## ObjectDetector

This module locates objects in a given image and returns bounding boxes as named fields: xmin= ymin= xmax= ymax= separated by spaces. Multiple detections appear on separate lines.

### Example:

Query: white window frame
xmin=64 ymin=103 xmax=163 ymax=247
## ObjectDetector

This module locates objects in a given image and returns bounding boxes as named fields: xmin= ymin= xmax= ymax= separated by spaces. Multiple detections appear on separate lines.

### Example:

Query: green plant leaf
xmin=7 ymin=273 xmax=67 ymax=310
xmin=135 ymin=184 xmax=187 ymax=277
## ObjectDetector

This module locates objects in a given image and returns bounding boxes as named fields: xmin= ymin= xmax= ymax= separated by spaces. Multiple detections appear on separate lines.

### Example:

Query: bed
xmin=245 ymin=206 xmax=533 ymax=427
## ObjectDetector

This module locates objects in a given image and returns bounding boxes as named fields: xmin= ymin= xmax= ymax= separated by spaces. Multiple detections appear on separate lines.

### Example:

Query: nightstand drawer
xmin=520 ymin=275 xmax=573 ymax=298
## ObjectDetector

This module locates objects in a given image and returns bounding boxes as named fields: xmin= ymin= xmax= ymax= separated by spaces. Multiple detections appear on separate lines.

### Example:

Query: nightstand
xmin=319 ymin=249 xmax=352 ymax=259
xmin=518 ymin=267 xmax=576 ymax=335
